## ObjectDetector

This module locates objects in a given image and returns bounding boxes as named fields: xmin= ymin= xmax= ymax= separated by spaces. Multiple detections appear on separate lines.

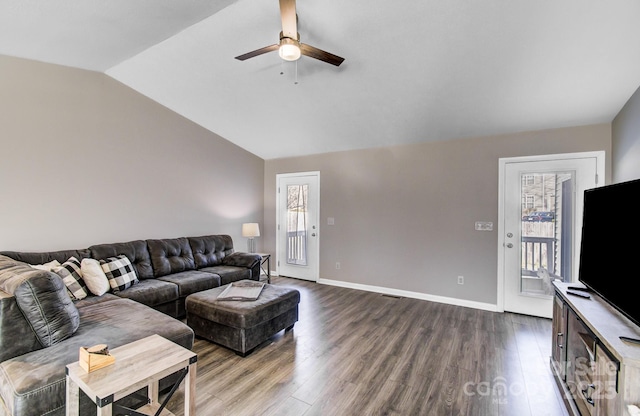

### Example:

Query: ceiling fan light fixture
xmin=235 ymin=0 xmax=344 ymax=67
xmin=278 ymin=37 xmax=301 ymax=61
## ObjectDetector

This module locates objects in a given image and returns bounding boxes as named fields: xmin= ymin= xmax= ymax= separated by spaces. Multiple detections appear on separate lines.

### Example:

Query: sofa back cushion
xmin=188 ymin=235 xmax=234 ymax=269
xmin=89 ymin=240 xmax=154 ymax=279
xmin=147 ymin=237 xmax=196 ymax=277
xmin=0 ymin=249 xmax=91 ymax=266
xmin=0 ymin=255 xmax=80 ymax=348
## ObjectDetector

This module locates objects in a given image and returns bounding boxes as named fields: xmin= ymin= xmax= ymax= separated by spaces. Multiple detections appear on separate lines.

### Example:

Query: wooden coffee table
xmin=65 ymin=334 xmax=197 ymax=416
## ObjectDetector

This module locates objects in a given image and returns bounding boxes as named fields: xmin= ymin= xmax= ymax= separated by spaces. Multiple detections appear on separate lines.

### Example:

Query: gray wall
xmin=2 ymin=53 xmax=632 ymax=308
xmin=612 ymin=84 xmax=640 ymax=183
xmin=265 ymin=124 xmax=611 ymax=305
xmin=0 ymin=56 xmax=264 ymax=251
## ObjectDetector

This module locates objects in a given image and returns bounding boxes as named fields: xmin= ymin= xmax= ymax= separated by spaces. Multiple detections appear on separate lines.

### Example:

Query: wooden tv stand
xmin=551 ymin=281 xmax=640 ymax=416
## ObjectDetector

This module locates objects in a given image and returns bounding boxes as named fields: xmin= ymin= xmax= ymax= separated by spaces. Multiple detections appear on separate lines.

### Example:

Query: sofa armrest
xmin=221 ymin=253 xmax=261 ymax=269
xmin=0 ymin=290 xmax=42 ymax=362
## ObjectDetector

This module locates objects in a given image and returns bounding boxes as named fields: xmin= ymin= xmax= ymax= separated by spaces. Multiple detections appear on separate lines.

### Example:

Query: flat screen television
xmin=578 ymin=178 xmax=640 ymax=328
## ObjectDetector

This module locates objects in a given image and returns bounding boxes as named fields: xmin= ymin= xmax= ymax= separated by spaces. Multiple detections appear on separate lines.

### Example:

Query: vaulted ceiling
xmin=2 ymin=0 xmax=640 ymax=159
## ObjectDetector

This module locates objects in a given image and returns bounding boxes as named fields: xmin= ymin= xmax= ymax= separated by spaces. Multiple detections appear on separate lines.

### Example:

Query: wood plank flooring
xmin=162 ymin=277 xmax=570 ymax=416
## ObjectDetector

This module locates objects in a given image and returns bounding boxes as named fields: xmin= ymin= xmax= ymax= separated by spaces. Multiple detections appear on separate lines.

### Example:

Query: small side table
xmin=255 ymin=253 xmax=271 ymax=283
xmin=66 ymin=334 xmax=197 ymax=416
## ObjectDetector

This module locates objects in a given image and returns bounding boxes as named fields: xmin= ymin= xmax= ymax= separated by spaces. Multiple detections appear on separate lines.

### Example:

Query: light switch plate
xmin=475 ymin=221 xmax=493 ymax=231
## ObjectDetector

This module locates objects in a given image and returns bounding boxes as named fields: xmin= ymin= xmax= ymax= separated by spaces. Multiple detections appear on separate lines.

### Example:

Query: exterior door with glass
xmin=276 ymin=172 xmax=319 ymax=281
xmin=499 ymin=152 xmax=603 ymax=318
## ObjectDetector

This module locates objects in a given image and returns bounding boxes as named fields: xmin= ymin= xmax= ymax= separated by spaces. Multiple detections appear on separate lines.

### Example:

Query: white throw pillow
xmin=30 ymin=260 xmax=61 ymax=271
xmin=80 ymin=258 xmax=110 ymax=296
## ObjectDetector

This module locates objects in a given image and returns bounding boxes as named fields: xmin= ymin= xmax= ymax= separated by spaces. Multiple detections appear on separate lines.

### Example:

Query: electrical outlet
xmin=458 ymin=276 xmax=464 ymax=285
xmin=336 ymin=262 xmax=341 ymax=270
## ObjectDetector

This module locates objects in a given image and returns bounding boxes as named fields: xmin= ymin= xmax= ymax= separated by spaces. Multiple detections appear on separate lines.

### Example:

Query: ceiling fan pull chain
xmin=280 ymin=60 xmax=284 ymax=76
xmin=295 ymin=60 xmax=299 ymax=85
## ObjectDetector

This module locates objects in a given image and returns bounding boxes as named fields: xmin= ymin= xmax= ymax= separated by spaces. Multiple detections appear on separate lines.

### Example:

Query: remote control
xmin=567 ymin=290 xmax=591 ymax=298
xmin=567 ymin=286 xmax=590 ymax=292
xmin=619 ymin=336 xmax=640 ymax=345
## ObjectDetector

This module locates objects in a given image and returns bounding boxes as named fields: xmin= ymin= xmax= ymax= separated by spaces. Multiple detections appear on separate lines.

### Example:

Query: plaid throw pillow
xmin=52 ymin=257 xmax=89 ymax=300
xmin=100 ymin=255 xmax=139 ymax=293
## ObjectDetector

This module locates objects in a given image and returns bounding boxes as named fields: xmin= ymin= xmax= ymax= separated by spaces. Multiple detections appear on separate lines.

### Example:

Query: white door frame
xmin=497 ymin=151 xmax=604 ymax=313
xmin=275 ymin=171 xmax=320 ymax=281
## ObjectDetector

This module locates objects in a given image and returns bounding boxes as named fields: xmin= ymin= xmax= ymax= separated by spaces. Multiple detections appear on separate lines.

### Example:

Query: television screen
xmin=578 ymin=178 xmax=640 ymax=328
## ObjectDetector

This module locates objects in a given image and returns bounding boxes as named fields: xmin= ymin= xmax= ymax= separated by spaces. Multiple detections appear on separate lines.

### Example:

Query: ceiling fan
xmin=235 ymin=0 xmax=345 ymax=67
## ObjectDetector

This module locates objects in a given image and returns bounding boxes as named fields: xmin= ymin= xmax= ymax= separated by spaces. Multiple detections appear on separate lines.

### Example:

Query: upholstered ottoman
xmin=186 ymin=282 xmax=300 ymax=356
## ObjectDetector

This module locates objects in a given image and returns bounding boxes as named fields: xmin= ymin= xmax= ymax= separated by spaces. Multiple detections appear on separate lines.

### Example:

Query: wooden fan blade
xmin=235 ymin=44 xmax=279 ymax=61
xmin=300 ymin=43 xmax=345 ymax=66
xmin=279 ymin=0 xmax=297 ymax=39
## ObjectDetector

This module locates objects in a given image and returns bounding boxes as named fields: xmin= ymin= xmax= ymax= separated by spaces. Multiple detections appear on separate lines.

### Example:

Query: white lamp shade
xmin=242 ymin=223 xmax=260 ymax=238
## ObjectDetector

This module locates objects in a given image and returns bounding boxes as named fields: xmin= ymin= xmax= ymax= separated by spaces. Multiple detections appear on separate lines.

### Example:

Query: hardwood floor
xmin=163 ymin=277 xmax=570 ymax=416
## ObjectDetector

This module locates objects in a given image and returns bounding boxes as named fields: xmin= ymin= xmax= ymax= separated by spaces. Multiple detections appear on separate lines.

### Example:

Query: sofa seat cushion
xmin=72 ymin=292 xmax=121 ymax=309
xmin=147 ymin=238 xmax=196 ymax=277
xmin=157 ymin=270 xmax=221 ymax=297
xmin=199 ymin=265 xmax=251 ymax=285
xmin=0 ymin=297 xmax=194 ymax=416
xmin=112 ymin=279 xmax=178 ymax=307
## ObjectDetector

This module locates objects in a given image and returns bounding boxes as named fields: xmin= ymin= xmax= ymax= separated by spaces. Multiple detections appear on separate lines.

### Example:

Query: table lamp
xmin=242 ymin=223 xmax=260 ymax=253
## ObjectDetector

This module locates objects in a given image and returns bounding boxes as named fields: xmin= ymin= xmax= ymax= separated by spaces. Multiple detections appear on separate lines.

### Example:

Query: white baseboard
xmin=317 ymin=278 xmax=499 ymax=312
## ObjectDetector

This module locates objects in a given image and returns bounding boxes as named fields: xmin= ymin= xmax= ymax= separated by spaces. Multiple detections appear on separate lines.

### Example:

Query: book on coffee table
xmin=217 ymin=280 xmax=265 ymax=301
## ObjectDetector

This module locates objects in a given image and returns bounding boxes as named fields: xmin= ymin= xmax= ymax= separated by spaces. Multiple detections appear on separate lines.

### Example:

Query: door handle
xmin=312 ymin=233 xmax=316 ymax=237
xmin=581 ymin=384 xmax=595 ymax=406
xmin=506 ymin=243 xmax=513 ymax=248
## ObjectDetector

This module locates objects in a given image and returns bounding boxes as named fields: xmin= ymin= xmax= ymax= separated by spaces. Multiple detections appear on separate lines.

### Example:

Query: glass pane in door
xmin=520 ymin=172 xmax=573 ymax=296
xmin=286 ymin=184 xmax=308 ymax=265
